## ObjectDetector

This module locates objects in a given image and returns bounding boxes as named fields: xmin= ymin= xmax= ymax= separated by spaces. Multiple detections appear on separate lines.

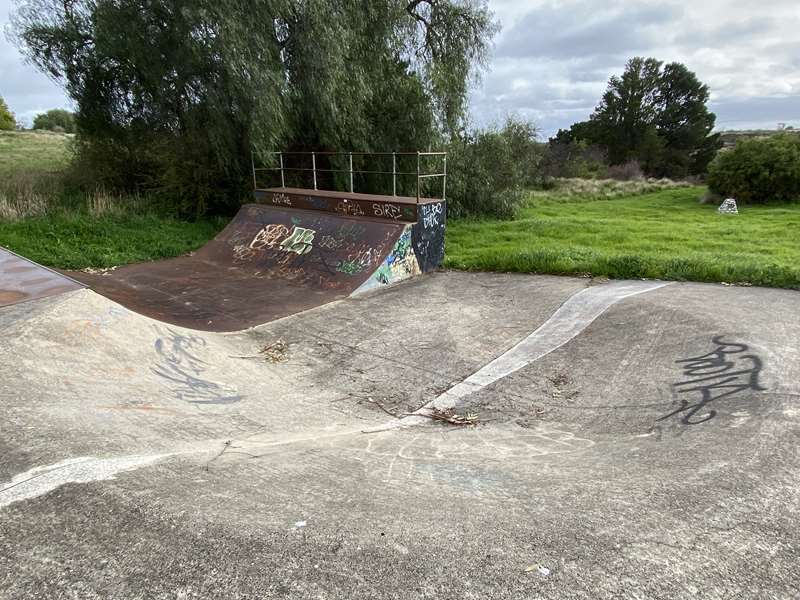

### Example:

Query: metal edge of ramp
xmin=0 ymin=246 xmax=85 ymax=309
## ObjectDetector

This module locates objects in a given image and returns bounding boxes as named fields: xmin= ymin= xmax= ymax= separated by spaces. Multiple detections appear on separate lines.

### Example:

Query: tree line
xmin=11 ymin=0 xmax=497 ymax=215
xmin=10 ymin=1 xmax=728 ymax=217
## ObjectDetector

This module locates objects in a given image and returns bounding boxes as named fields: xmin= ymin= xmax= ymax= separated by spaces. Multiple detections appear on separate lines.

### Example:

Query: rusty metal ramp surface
xmin=67 ymin=204 xmax=409 ymax=331
xmin=0 ymin=247 xmax=84 ymax=308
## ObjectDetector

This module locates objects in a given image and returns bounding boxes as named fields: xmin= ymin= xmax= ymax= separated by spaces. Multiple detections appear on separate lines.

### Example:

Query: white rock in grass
xmin=718 ymin=198 xmax=738 ymax=214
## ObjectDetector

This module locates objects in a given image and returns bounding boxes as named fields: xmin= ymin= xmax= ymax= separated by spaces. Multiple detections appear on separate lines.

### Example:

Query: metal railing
xmin=253 ymin=151 xmax=447 ymax=202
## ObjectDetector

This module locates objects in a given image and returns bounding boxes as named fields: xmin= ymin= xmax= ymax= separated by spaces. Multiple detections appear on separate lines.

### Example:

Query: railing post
xmin=251 ymin=151 xmax=257 ymax=190
xmin=312 ymin=152 xmax=317 ymax=190
xmin=349 ymin=152 xmax=354 ymax=193
xmin=442 ymin=153 xmax=447 ymax=201
xmin=392 ymin=152 xmax=397 ymax=196
xmin=279 ymin=152 xmax=285 ymax=188
xmin=416 ymin=151 xmax=420 ymax=202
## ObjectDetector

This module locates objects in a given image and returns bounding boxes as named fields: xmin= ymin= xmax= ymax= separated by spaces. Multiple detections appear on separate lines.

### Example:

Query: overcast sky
xmin=2 ymin=0 xmax=799 ymax=136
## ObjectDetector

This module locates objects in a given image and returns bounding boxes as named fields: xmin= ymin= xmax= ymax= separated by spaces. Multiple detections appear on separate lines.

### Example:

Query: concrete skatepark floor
xmin=1 ymin=271 xmax=799 ymax=599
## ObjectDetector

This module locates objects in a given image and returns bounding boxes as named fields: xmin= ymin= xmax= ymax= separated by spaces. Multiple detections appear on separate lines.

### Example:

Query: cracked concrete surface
xmin=1 ymin=271 xmax=799 ymax=599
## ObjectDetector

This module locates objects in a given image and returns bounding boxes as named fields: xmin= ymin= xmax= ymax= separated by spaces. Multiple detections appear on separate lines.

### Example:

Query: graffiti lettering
xmin=151 ymin=329 xmax=242 ymax=405
xmin=421 ymin=203 xmax=443 ymax=228
xmin=319 ymin=235 xmax=343 ymax=250
xmin=336 ymin=260 xmax=363 ymax=275
xmin=250 ymin=224 xmax=289 ymax=250
xmin=271 ymin=193 xmax=292 ymax=206
xmin=373 ymin=203 xmax=403 ymax=220
xmin=232 ymin=244 xmax=256 ymax=263
xmin=335 ymin=201 xmax=365 ymax=217
xmin=280 ymin=226 xmax=316 ymax=255
xmin=658 ymin=336 xmax=766 ymax=425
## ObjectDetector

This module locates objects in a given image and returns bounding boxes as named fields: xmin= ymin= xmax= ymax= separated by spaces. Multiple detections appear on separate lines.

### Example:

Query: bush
xmin=541 ymin=140 xmax=608 ymax=180
xmin=707 ymin=134 xmax=800 ymax=203
xmin=33 ymin=109 xmax=76 ymax=133
xmin=446 ymin=117 xmax=540 ymax=219
xmin=0 ymin=97 xmax=16 ymax=131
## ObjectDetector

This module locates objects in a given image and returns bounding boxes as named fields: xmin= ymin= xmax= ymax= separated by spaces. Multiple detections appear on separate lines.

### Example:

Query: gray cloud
xmin=673 ymin=16 xmax=776 ymax=46
xmin=1 ymin=0 xmax=798 ymax=137
xmin=1 ymin=0 xmax=72 ymax=125
xmin=475 ymin=0 xmax=800 ymax=136
xmin=498 ymin=2 xmax=683 ymax=60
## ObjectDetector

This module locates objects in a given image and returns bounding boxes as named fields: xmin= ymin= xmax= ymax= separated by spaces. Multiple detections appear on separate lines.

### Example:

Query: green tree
xmin=12 ymin=0 xmax=496 ymax=214
xmin=0 ymin=96 xmax=16 ymax=131
xmin=559 ymin=57 xmax=720 ymax=178
xmin=32 ymin=108 xmax=76 ymax=132
xmin=592 ymin=57 xmax=663 ymax=166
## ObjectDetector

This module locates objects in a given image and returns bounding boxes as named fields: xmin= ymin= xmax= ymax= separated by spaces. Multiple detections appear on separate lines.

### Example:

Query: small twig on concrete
xmin=205 ymin=439 xmax=233 ymax=471
xmin=366 ymin=397 xmax=402 ymax=418
xmin=229 ymin=339 xmax=289 ymax=363
xmin=409 ymin=407 xmax=478 ymax=426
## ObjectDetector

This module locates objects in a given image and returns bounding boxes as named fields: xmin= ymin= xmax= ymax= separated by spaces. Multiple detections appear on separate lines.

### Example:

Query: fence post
xmin=442 ymin=153 xmax=447 ymax=201
xmin=392 ymin=152 xmax=397 ymax=196
xmin=349 ymin=152 xmax=354 ymax=193
xmin=312 ymin=152 xmax=317 ymax=190
xmin=279 ymin=152 xmax=285 ymax=188
xmin=251 ymin=151 xmax=257 ymax=190
xmin=416 ymin=151 xmax=420 ymax=202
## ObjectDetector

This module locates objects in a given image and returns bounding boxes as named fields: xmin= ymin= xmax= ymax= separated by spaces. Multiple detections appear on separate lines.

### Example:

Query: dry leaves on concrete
xmin=230 ymin=339 xmax=289 ymax=363
xmin=260 ymin=339 xmax=289 ymax=363
xmin=416 ymin=407 xmax=478 ymax=426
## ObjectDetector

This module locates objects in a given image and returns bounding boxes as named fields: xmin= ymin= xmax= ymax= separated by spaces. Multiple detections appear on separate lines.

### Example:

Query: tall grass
xmin=535 ymin=177 xmax=693 ymax=202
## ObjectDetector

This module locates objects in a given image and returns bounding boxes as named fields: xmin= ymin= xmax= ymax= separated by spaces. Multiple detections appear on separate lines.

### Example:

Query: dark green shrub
xmin=541 ymin=139 xmax=608 ymax=179
xmin=33 ymin=109 xmax=76 ymax=133
xmin=446 ymin=117 xmax=540 ymax=219
xmin=707 ymin=134 xmax=800 ymax=203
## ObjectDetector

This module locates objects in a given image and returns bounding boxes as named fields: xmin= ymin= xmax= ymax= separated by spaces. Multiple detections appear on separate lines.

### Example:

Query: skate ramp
xmin=68 ymin=200 xmax=445 ymax=331
xmin=0 ymin=247 xmax=84 ymax=308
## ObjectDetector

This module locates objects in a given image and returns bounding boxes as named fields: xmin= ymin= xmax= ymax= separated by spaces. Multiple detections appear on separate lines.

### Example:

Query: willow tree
xmin=11 ymin=0 xmax=496 ymax=213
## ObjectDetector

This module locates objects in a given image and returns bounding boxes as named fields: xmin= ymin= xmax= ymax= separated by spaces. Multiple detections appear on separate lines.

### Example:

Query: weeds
xmin=534 ymin=177 xmax=692 ymax=203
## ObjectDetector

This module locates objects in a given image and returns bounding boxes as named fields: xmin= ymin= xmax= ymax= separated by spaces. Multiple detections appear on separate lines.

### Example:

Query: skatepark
xmin=1 ymin=167 xmax=799 ymax=599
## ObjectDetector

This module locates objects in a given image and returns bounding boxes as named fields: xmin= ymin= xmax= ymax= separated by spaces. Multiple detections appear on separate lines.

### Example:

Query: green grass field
xmin=0 ymin=131 xmax=225 ymax=269
xmin=0 ymin=130 xmax=71 ymax=175
xmin=446 ymin=185 xmax=800 ymax=289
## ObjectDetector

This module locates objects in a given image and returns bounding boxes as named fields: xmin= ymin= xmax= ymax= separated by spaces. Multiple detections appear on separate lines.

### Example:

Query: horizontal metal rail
xmin=262 ymin=151 xmax=446 ymax=156
xmin=254 ymin=150 xmax=447 ymax=202
xmin=255 ymin=167 xmax=437 ymax=177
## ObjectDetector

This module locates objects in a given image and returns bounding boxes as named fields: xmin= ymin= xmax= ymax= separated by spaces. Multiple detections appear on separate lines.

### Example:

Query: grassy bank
xmin=0 ymin=213 xmax=225 ymax=270
xmin=446 ymin=184 xmax=800 ymax=289
xmin=0 ymin=130 xmax=225 ymax=269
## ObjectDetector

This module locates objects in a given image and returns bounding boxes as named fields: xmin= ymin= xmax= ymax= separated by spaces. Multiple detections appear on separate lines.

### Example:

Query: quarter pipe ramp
xmin=65 ymin=194 xmax=445 ymax=331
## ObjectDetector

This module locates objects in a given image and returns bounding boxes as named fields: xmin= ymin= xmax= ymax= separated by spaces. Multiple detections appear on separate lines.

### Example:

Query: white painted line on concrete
xmin=0 ymin=454 xmax=168 ymax=509
xmin=371 ymin=280 xmax=671 ymax=431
